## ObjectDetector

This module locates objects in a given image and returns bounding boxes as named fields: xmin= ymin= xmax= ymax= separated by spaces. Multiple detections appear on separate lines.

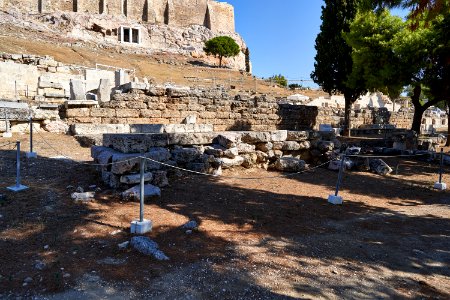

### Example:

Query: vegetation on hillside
xmin=204 ymin=36 xmax=240 ymax=68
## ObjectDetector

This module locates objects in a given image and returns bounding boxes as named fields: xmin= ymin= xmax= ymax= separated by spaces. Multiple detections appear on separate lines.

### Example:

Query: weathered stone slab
xmin=369 ymin=159 xmax=393 ymax=175
xmin=274 ymin=157 xmax=306 ymax=172
xmin=171 ymin=147 xmax=202 ymax=163
xmin=219 ymin=156 xmax=245 ymax=169
xmin=130 ymin=124 xmax=165 ymax=133
xmin=236 ymin=143 xmax=256 ymax=154
xmin=270 ymin=130 xmax=288 ymax=142
xmin=167 ymin=132 xmax=216 ymax=146
xmin=282 ymin=141 xmax=301 ymax=151
xmin=103 ymin=133 xmax=169 ymax=153
xmin=72 ymin=124 xmax=130 ymax=135
xmin=122 ymin=184 xmax=161 ymax=200
xmin=120 ymin=172 xmax=153 ymax=184
xmin=97 ymin=79 xmax=112 ymax=104
xmin=287 ymin=131 xmax=310 ymax=141
xmin=70 ymin=79 xmax=86 ymax=100
xmin=240 ymin=131 xmax=271 ymax=143
xmin=214 ymin=132 xmax=242 ymax=148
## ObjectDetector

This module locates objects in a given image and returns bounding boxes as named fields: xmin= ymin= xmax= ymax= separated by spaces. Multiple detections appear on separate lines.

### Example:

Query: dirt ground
xmin=0 ymin=132 xmax=449 ymax=299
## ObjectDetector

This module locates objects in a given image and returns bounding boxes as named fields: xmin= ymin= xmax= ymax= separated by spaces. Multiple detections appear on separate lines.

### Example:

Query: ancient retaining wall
xmin=63 ymin=85 xmax=415 ymax=132
xmin=0 ymin=0 xmax=235 ymax=33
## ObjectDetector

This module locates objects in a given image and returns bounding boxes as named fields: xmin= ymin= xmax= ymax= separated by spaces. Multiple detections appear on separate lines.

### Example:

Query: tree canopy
xmin=311 ymin=0 xmax=366 ymax=135
xmin=203 ymin=36 xmax=240 ymax=68
xmin=344 ymin=6 xmax=450 ymax=132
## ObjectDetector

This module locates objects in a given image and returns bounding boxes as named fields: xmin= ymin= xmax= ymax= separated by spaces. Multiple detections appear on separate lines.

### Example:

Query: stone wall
xmin=62 ymin=85 xmax=415 ymax=132
xmin=0 ymin=0 xmax=235 ymax=33
xmin=92 ymin=130 xmax=339 ymax=190
xmin=205 ymin=0 xmax=234 ymax=33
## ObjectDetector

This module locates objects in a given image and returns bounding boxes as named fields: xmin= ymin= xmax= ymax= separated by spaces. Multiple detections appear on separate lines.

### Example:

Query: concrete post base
xmin=434 ymin=182 xmax=447 ymax=190
xmin=2 ymin=132 xmax=12 ymax=138
xmin=7 ymin=184 xmax=29 ymax=192
xmin=131 ymin=219 xmax=152 ymax=234
xmin=328 ymin=195 xmax=343 ymax=205
xmin=26 ymin=152 xmax=37 ymax=159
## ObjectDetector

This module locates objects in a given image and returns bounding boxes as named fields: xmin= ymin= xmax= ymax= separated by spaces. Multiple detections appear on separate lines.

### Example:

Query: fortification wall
xmin=0 ymin=0 xmax=235 ymax=32
xmin=206 ymin=1 xmax=234 ymax=33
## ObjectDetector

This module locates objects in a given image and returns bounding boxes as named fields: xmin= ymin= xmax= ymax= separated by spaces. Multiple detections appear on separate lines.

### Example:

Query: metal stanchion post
xmin=328 ymin=155 xmax=345 ymax=204
xmin=7 ymin=141 xmax=28 ymax=192
xmin=26 ymin=117 xmax=37 ymax=158
xmin=131 ymin=157 xmax=152 ymax=234
xmin=3 ymin=111 xmax=12 ymax=138
xmin=434 ymin=148 xmax=447 ymax=190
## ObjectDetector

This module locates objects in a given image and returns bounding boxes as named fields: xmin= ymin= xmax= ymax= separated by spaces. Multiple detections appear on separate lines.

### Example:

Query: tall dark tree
xmin=311 ymin=0 xmax=366 ymax=136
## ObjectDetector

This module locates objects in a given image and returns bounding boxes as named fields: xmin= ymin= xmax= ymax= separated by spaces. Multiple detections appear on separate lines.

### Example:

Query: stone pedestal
xmin=26 ymin=152 xmax=37 ymax=159
xmin=328 ymin=195 xmax=343 ymax=205
xmin=434 ymin=182 xmax=447 ymax=191
xmin=131 ymin=219 xmax=152 ymax=234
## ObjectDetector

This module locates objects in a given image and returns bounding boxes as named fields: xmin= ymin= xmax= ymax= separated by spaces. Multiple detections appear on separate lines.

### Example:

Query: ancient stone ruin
xmin=0 ymin=0 xmax=235 ymax=33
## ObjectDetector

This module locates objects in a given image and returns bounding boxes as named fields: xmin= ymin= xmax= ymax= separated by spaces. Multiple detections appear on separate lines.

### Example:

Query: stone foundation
xmin=92 ymin=130 xmax=340 ymax=191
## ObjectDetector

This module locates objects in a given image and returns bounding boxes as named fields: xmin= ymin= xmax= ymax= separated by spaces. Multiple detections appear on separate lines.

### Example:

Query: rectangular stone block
xmin=103 ymin=133 xmax=169 ymax=153
xmin=167 ymin=132 xmax=217 ymax=146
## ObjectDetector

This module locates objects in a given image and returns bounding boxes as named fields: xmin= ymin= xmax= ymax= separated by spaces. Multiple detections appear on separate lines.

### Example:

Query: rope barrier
xmin=142 ymin=156 xmax=332 ymax=180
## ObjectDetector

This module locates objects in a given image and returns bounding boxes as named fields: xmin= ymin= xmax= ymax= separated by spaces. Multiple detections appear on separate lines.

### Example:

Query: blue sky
xmin=226 ymin=1 xmax=407 ymax=88
xmin=226 ymin=0 xmax=323 ymax=87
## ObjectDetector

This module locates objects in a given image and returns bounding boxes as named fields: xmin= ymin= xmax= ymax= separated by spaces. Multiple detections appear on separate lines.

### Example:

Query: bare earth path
xmin=0 ymin=133 xmax=449 ymax=299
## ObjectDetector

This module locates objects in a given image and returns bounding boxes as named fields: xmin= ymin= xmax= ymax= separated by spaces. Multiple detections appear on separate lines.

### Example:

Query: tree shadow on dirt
xmin=0 ymin=149 xmax=449 ymax=299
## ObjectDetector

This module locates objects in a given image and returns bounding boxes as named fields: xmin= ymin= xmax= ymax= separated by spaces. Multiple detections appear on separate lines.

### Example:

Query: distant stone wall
xmin=62 ymin=85 xmax=414 ymax=131
xmin=0 ymin=0 xmax=235 ymax=33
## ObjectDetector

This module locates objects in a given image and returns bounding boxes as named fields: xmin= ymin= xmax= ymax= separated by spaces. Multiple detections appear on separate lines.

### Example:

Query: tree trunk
xmin=410 ymin=84 xmax=423 ymax=134
xmin=219 ymin=55 xmax=223 ymax=68
xmin=343 ymin=96 xmax=352 ymax=137
xmin=411 ymin=106 xmax=425 ymax=133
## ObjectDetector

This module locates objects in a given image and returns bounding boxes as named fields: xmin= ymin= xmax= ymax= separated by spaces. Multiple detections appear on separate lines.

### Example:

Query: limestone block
xmin=167 ymin=132 xmax=216 ymax=146
xmin=255 ymin=151 xmax=269 ymax=163
xmin=167 ymin=86 xmax=190 ymax=98
xmin=219 ymin=156 xmax=245 ymax=169
xmin=236 ymin=143 xmax=256 ymax=154
xmin=223 ymin=147 xmax=239 ymax=158
xmin=214 ymin=132 xmax=242 ymax=148
xmin=72 ymin=124 xmax=130 ymax=135
xmin=274 ymin=157 xmax=306 ymax=172
xmin=103 ymin=134 xmax=169 ymax=153
xmin=256 ymin=142 xmax=273 ymax=152
xmin=272 ymin=142 xmax=283 ymax=151
xmin=204 ymin=144 xmax=225 ymax=157
xmin=120 ymin=172 xmax=153 ymax=185
xmin=270 ymin=130 xmax=288 ymax=142
xmin=43 ymin=120 xmax=69 ymax=133
xmin=130 ymin=124 xmax=165 ymax=133
xmin=282 ymin=141 xmax=301 ymax=151
xmin=287 ymin=131 xmax=309 ymax=141
xmin=171 ymin=147 xmax=202 ymax=163
xmin=183 ymin=115 xmax=197 ymax=124
xmin=97 ymin=79 xmax=112 ymax=104
xmin=116 ymin=109 xmax=139 ymax=118
xmin=152 ymin=171 xmax=169 ymax=187
xmin=122 ymin=184 xmax=161 ymax=201
xmin=242 ymin=153 xmax=258 ymax=169
xmin=369 ymin=159 xmax=393 ymax=176
xmin=70 ymin=80 xmax=86 ymax=100
xmin=240 ymin=131 xmax=271 ymax=143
